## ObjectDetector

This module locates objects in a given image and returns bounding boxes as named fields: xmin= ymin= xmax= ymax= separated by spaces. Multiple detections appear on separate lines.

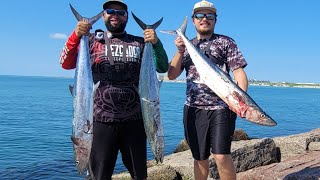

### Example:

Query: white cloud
xmin=50 ymin=33 xmax=68 ymax=40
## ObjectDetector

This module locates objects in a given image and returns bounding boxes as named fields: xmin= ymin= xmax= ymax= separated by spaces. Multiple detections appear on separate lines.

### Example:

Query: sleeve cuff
xmin=152 ymin=40 xmax=163 ymax=48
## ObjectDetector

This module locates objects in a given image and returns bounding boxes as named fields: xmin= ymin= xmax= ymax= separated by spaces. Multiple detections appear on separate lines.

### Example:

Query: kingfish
xmin=161 ymin=17 xmax=277 ymax=126
xmin=132 ymin=12 xmax=165 ymax=163
xmin=68 ymin=4 xmax=102 ymax=175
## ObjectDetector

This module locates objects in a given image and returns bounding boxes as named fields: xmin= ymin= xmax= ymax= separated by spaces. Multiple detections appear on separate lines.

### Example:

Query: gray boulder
xmin=112 ymin=128 xmax=320 ymax=180
xmin=237 ymin=151 xmax=320 ymax=180
xmin=210 ymin=138 xmax=279 ymax=179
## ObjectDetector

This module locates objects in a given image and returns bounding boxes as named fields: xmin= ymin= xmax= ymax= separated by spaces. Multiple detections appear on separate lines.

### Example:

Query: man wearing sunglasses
xmin=60 ymin=0 xmax=168 ymax=179
xmin=167 ymin=0 xmax=248 ymax=180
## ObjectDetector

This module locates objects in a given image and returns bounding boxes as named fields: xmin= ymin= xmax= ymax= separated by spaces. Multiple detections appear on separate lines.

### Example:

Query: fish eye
xmin=76 ymin=161 xmax=80 ymax=165
xmin=260 ymin=114 xmax=266 ymax=118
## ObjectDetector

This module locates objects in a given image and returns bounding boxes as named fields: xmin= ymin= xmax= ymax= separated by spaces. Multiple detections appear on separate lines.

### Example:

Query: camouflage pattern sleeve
xmin=226 ymin=38 xmax=247 ymax=71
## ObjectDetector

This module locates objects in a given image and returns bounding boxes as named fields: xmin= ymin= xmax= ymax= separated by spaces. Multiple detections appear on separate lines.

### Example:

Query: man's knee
xmin=194 ymin=159 xmax=209 ymax=165
xmin=212 ymin=154 xmax=232 ymax=164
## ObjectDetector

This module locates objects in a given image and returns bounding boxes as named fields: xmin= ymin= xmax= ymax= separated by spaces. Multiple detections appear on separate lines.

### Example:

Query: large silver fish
xmin=68 ymin=4 xmax=102 ymax=175
xmin=132 ymin=12 xmax=165 ymax=163
xmin=161 ymin=17 xmax=277 ymax=126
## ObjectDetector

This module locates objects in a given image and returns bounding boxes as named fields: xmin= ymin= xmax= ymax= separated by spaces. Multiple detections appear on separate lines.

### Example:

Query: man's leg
xmin=209 ymin=109 xmax=237 ymax=180
xmin=213 ymin=154 xmax=236 ymax=180
xmin=89 ymin=122 xmax=119 ymax=180
xmin=194 ymin=159 xmax=209 ymax=180
xmin=183 ymin=105 xmax=211 ymax=180
xmin=119 ymin=120 xmax=147 ymax=180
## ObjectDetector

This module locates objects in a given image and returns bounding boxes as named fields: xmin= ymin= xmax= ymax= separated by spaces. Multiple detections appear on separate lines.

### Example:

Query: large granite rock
xmin=232 ymin=128 xmax=250 ymax=141
xmin=210 ymin=138 xmax=279 ymax=179
xmin=174 ymin=139 xmax=189 ymax=153
xmin=113 ymin=138 xmax=278 ymax=180
xmin=237 ymin=151 xmax=320 ymax=180
xmin=113 ymin=151 xmax=194 ymax=180
xmin=112 ymin=128 xmax=320 ymax=180
xmin=273 ymin=128 xmax=320 ymax=161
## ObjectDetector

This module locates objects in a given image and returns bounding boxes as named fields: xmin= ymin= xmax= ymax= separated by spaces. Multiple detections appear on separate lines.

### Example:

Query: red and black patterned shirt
xmin=60 ymin=31 xmax=168 ymax=122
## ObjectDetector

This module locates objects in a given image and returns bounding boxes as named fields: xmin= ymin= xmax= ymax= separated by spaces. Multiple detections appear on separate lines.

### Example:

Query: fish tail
xmin=178 ymin=16 xmax=188 ymax=35
xmin=69 ymin=4 xmax=103 ymax=25
xmin=131 ymin=12 xmax=163 ymax=30
xmin=160 ymin=16 xmax=188 ymax=36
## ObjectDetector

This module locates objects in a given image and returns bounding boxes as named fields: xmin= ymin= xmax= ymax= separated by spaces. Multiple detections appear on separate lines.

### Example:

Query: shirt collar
xmin=107 ymin=31 xmax=127 ymax=39
xmin=198 ymin=34 xmax=215 ymax=42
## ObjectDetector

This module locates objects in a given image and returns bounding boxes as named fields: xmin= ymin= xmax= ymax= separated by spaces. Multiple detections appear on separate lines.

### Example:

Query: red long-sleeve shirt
xmin=60 ymin=31 xmax=80 ymax=70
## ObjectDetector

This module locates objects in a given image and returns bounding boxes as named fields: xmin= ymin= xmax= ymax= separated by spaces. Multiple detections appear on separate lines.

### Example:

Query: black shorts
xmin=183 ymin=105 xmax=236 ymax=160
xmin=89 ymin=120 xmax=147 ymax=180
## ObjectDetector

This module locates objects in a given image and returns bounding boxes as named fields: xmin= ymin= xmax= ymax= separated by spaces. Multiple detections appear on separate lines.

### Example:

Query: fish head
xmin=71 ymin=137 xmax=91 ymax=174
xmin=244 ymin=106 xmax=277 ymax=126
xmin=155 ymin=137 xmax=165 ymax=164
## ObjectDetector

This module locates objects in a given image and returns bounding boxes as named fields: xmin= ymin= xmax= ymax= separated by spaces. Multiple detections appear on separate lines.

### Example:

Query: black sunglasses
xmin=105 ymin=9 xmax=127 ymax=17
xmin=193 ymin=13 xmax=216 ymax=20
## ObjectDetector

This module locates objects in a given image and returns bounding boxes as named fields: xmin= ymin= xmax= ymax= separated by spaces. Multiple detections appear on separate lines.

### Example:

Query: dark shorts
xmin=89 ymin=120 xmax=147 ymax=180
xmin=183 ymin=105 xmax=236 ymax=160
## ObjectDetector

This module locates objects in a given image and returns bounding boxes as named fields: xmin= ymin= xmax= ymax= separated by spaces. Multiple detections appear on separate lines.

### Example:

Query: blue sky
xmin=0 ymin=0 xmax=319 ymax=83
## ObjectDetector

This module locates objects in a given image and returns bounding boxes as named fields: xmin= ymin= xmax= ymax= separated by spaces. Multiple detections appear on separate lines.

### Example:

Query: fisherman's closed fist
xmin=175 ymin=36 xmax=185 ymax=53
xmin=144 ymin=29 xmax=158 ymax=44
xmin=75 ymin=20 xmax=92 ymax=38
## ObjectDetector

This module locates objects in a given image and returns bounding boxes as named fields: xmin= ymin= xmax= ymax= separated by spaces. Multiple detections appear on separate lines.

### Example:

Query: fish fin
xmin=131 ymin=12 xmax=163 ymax=30
xmin=94 ymin=81 xmax=100 ymax=92
xmin=69 ymin=85 xmax=74 ymax=96
xmin=178 ymin=16 xmax=188 ymax=35
xmin=71 ymin=136 xmax=80 ymax=146
xmin=159 ymin=30 xmax=177 ymax=36
xmin=69 ymin=4 xmax=103 ymax=25
xmin=69 ymin=4 xmax=83 ymax=21
xmin=160 ymin=16 xmax=188 ymax=36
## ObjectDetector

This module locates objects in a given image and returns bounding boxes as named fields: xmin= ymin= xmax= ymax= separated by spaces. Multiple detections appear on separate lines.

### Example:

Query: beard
xmin=105 ymin=20 xmax=127 ymax=33
xmin=195 ymin=21 xmax=215 ymax=36
xmin=196 ymin=28 xmax=214 ymax=36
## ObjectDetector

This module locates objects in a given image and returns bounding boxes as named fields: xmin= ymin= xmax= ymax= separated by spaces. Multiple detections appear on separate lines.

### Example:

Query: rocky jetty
xmin=113 ymin=128 xmax=320 ymax=180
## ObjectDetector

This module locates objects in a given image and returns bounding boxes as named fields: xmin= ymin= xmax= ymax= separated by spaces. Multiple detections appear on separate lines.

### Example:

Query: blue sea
xmin=0 ymin=75 xmax=319 ymax=179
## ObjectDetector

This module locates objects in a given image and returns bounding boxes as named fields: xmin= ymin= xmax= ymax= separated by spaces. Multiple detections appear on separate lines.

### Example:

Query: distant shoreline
xmin=249 ymin=83 xmax=320 ymax=89
xmin=1 ymin=75 xmax=320 ymax=89
xmin=163 ymin=79 xmax=320 ymax=89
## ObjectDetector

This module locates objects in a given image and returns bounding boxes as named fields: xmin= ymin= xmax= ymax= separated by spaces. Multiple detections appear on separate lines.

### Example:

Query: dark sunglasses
xmin=105 ymin=9 xmax=127 ymax=17
xmin=193 ymin=13 xmax=216 ymax=20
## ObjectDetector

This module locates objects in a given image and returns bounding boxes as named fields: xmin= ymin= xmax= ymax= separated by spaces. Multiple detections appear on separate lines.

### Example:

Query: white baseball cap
xmin=192 ymin=0 xmax=217 ymax=15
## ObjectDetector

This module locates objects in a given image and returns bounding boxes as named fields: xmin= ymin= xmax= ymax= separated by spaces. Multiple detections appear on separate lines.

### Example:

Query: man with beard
xmin=167 ymin=0 xmax=248 ymax=180
xmin=60 ymin=0 xmax=168 ymax=179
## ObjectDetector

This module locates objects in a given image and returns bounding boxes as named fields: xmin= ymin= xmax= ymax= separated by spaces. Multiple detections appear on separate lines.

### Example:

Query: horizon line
xmin=0 ymin=74 xmax=319 ymax=85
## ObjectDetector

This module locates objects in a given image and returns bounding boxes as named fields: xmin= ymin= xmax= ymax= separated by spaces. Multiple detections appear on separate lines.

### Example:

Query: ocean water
xmin=0 ymin=75 xmax=319 ymax=179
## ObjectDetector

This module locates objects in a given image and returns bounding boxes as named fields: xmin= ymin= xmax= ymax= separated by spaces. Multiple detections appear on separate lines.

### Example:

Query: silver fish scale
xmin=67 ymin=4 xmax=103 ymax=175
xmin=139 ymin=42 xmax=165 ymax=163
xmin=71 ymin=36 xmax=94 ymax=174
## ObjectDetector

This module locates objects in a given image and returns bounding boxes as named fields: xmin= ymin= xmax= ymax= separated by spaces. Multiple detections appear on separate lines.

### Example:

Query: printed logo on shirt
xmin=95 ymin=32 xmax=104 ymax=40
xmin=105 ymin=44 xmax=141 ymax=62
